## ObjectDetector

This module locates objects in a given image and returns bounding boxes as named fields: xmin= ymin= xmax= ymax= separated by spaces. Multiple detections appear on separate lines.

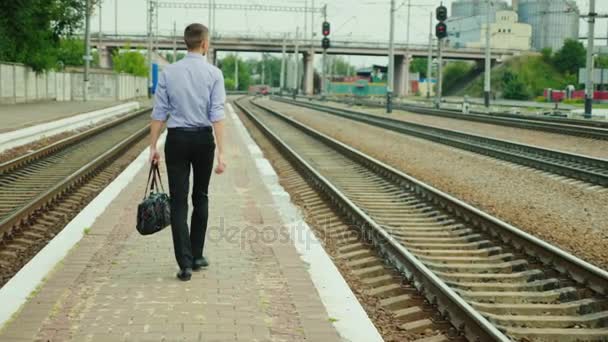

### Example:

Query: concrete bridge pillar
xmin=207 ymin=48 xmax=217 ymax=65
xmin=303 ymin=51 xmax=315 ymax=96
xmin=394 ymin=54 xmax=408 ymax=97
xmin=98 ymin=45 xmax=115 ymax=69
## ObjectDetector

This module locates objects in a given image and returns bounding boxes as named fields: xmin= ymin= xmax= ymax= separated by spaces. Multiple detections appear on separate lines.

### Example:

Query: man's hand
xmin=215 ymin=153 xmax=226 ymax=174
xmin=150 ymin=147 xmax=161 ymax=165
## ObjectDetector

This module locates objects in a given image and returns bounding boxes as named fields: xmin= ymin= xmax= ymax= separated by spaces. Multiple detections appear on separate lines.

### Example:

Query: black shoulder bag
xmin=136 ymin=163 xmax=171 ymax=235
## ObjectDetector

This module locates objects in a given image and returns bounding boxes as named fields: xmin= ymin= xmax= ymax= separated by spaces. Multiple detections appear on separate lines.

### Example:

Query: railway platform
xmin=0 ymin=103 xmax=379 ymax=341
xmin=0 ymin=100 xmax=142 ymax=133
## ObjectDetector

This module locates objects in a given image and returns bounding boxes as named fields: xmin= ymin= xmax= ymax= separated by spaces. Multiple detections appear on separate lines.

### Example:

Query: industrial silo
xmin=451 ymin=0 xmax=509 ymax=18
xmin=518 ymin=0 xmax=579 ymax=51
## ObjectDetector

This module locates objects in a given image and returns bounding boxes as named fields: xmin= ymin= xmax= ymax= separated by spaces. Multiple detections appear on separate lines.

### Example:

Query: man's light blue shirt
xmin=151 ymin=52 xmax=226 ymax=127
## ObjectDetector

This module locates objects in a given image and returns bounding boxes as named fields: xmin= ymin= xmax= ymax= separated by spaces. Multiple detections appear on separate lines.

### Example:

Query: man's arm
xmin=212 ymin=120 xmax=225 ymax=174
xmin=209 ymin=71 xmax=227 ymax=174
xmin=150 ymin=71 xmax=170 ymax=164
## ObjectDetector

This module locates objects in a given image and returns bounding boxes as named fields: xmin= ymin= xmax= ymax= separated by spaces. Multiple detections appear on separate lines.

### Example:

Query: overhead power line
xmin=154 ymin=1 xmax=323 ymax=13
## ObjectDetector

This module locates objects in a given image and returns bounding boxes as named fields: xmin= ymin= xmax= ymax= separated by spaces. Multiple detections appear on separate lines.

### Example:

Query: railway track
xmin=236 ymin=97 xmax=608 ymax=341
xmin=310 ymin=96 xmax=608 ymax=140
xmin=272 ymin=97 xmax=608 ymax=188
xmin=0 ymin=109 xmax=151 ymax=286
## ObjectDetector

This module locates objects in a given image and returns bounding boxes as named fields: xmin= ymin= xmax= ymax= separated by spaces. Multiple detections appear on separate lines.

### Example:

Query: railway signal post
xmin=435 ymin=4 xmax=448 ymax=108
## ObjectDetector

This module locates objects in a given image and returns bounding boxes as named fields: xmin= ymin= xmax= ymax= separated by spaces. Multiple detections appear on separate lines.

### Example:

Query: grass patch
xmin=456 ymin=54 xmax=577 ymax=100
xmin=83 ymin=227 xmax=91 ymax=235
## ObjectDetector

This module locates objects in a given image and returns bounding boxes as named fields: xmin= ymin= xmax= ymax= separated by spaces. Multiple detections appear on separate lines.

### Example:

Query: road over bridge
xmin=91 ymin=33 xmax=522 ymax=95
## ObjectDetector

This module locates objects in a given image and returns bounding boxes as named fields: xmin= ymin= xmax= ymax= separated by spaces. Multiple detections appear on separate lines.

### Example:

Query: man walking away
xmin=149 ymin=23 xmax=226 ymax=281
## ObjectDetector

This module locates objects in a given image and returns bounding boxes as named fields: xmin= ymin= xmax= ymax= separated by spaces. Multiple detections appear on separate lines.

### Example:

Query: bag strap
xmin=153 ymin=163 xmax=166 ymax=193
xmin=143 ymin=163 xmax=156 ymax=199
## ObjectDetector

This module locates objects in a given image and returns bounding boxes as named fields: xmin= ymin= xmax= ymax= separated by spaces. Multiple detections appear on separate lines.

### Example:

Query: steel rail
xmin=0 ymin=108 xmax=151 ymax=175
xmin=251 ymin=99 xmax=608 ymax=295
xmin=273 ymin=97 xmax=608 ymax=187
xmin=0 ymin=110 xmax=151 ymax=239
xmin=236 ymin=99 xmax=511 ymax=341
xmin=310 ymin=96 xmax=608 ymax=139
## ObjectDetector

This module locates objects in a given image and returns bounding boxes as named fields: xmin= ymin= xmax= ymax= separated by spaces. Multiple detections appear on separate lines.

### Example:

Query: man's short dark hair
xmin=184 ymin=23 xmax=209 ymax=49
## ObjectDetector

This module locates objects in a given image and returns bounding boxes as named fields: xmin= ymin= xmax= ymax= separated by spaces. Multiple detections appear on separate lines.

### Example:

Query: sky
xmin=92 ymin=0 xmax=608 ymax=67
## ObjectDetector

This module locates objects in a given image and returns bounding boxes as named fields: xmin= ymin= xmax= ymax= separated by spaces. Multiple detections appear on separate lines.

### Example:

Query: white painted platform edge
xmin=0 ymin=101 xmax=140 ymax=153
xmin=228 ymin=103 xmax=383 ymax=342
xmin=0 ymin=132 xmax=166 ymax=329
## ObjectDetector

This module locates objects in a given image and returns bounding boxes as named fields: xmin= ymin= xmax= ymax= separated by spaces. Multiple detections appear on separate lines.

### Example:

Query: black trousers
xmin=164 ymin=129 xmax=215 ymax=269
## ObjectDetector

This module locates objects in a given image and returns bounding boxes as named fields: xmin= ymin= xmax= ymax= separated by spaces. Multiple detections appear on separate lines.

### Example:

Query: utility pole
xmin=304 ymin=0 xmax=308 ymax=44
xmin=484 ymin=0 xmax=492 ymax=108
xmin=262 ymin=54 xmax=266 ymax=85
xmin=208 ymin=0 xmax=212 ymax=38
xmin=585 ymin=0 xmax=596 ymax=118
xmin=235 ymin=54 xmax=239 ymax=90
xmin=404 ymin=0 xmax=412 ymax=97
xmin=98 ymin=1 xmax=102 ymax=49
xmin=84 ymin=0 xmax=92 ymax=102
xmin=427 ymin=12 xmax=433 ymax=99
xmin=387 ymin=0 xmax=396 ymax=113
xmin=311 ymin=0 xmax=316 ymax=41
xmin=321 ymin=5 xmax=328 ymax=98
xmin=280 ymin=35 xmax=287 ymax=95
xmin=115 ymin=0 xmax=118 ymax=36
xmin=147 ymin=0 xmax=154 ymax=97
xmin=436 ymin=37 xmax=443 ymax=107
xmin=173 ymin=21 xmax=177 ymax=63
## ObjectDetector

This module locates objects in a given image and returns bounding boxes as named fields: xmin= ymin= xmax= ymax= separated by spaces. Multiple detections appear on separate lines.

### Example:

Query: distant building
xmin=517 ymin=0 xmax=579 ymax=51
xmin=466 ymin=11 xmax=532 ymax=51
xmin=451 ymin=0 xmax=509 ymax=18
xmin=447 ymin=0 xmax=512 ymax=49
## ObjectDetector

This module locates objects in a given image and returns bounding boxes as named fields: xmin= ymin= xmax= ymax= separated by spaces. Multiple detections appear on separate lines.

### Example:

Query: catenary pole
xmin=484 ymin=0 xmax=492 ymax=108
xmin=321 ymin=5 xmax=327 ymax=98
xmin=115 ymin=0 xmax=118 ymax=36
xmin=427 ymin=11 xmax=433 ymax=99
xmin=147 ymin=0 xmax=153 ymax=97
xmin=585 ymin=0 xmax=596 ymax=118
xmin=173 ymin=21 xmax=177 ymax=63
xmin=235 ymin=54 xmax=239 ymax=90
xmin=436 ymin=36 xmax=443 ymax=108
xmin=98 ymin=1 xmax=102 ymax=51
xmin=84 ymin=0 xmax=92 ymax=102
xmin=387 ymin=0 xmax=395 ymax=113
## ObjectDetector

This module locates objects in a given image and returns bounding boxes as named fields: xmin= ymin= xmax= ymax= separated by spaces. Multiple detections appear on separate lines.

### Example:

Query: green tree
xmin=218 ymin=54 xmax=251 ymax=91
xmin=164 ymin=52 xmax=186 ymax=63
xmin=329 ymin=56 xmax=356 ymax=77
xmin=0 ymin=0 xmax=93 ymax=71
xmin=245 ymin=54 xmax=283 ymax=87
xmin=410 ymin=58 xmax=428 ymax=78
xmin=112 ymin=47 xmax=148 ymax=77
xmin=502 ymin=70 xmax=530 ymax=100
xmin=552 ymin=39 xmax=586 ymax=75
xmin=56 ymin=38 xmax=86 ymax=66
xmin=541 ymin=47 xmax=553 ymax=64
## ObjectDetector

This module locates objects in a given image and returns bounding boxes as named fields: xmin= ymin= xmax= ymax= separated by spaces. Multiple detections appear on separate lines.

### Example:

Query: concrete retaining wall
xmin=0 ymin=62 xmax=147 ymax=104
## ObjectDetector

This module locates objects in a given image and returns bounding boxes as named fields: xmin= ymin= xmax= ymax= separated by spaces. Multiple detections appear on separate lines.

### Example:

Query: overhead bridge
xmin=91 ymin=34 xmax=521 ymax=96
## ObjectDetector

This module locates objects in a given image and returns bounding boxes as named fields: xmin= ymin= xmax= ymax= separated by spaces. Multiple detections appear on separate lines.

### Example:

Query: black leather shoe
xmin=193 ymin=257 xmax=209 ymax=271
xmin=176 ymin=268 xmax=192 ymax=281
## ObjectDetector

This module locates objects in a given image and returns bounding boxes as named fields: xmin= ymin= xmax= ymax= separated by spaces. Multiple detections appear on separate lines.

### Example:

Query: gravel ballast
xmin=261 ymin=98 xmax=608 ymax=270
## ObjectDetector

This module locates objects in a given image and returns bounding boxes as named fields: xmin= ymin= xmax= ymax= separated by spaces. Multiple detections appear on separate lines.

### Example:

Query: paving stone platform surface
xmin=0 ymin=108 xmax=341 ymax=342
